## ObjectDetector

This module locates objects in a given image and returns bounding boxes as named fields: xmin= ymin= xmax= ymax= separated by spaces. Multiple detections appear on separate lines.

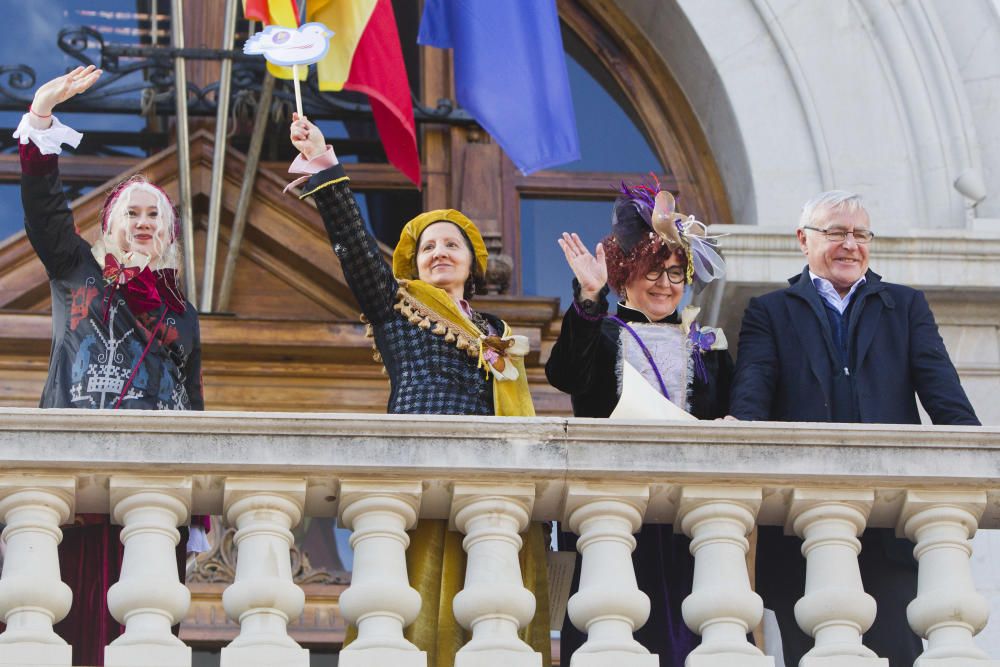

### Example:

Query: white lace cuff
xmin=187 ymin=524 xmax=211 ymax=553
xmin=13 ymin=113 xmax=83 ymax=155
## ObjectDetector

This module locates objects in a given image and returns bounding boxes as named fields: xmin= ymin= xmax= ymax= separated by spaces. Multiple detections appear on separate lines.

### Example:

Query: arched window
xmin=520 ymin=22 xmax=666 ymax=306
xmin=411 ymin=1 xmax=730 ymax=308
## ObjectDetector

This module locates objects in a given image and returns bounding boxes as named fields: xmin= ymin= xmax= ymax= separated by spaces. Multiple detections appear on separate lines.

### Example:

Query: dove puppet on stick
xmin=244 ymin=22 xmax=334 ymax=116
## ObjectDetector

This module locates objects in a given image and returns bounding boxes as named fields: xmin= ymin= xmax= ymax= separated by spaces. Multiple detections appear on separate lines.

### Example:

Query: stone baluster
xmin=337 ymin=480 xmax=425 ymax=667
xmin=0 ymin=476 xmax=75 ymax=667
xmin=451 ymin=483 xmax=541 ymax=667
xmin=564 ymin=483 xmax=657 ymax=667
xmin=105 ymin=476 xmax=193 ymax=667
xmin=900 ymin=490 xmax=998 ymax=666
xmin=677 ymin=485 xmax=773 ymax=666
xmin=220 ymin=478 xmax=309 ymax=667
xmin=788 ymin=489 xmax=886 ymax=666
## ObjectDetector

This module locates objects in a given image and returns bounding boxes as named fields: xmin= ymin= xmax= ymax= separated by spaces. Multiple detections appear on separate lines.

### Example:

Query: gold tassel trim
xmin=363 ymin=287 xmax=490 ymax=377
xmin=357 ymin=312 xmax=390 ymax=380
xmin=392 ymin=289 xmax=483 ymax=357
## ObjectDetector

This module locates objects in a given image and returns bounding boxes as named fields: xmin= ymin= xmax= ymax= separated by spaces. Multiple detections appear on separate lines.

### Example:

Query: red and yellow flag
xmin=243 ymin=0 xmax=421 ymax=187
xmin=309 ymin=0 xmax=377 ymax=91
xmin=243 ymin=0 xmax=302 ymax=81
xmin=243 ymin=0 xmax=299 ymax=29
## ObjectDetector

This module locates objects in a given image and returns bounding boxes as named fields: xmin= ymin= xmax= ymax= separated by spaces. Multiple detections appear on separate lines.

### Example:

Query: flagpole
xmin=171 ymin=0 xmax=197 ymax=306
xmin=200 ymin=0 xmax=238 ymax=312
xmin=218 ymin=67 xmax=275 ymax=311
xmin=292 ymin=64 xmax=303 ymax=116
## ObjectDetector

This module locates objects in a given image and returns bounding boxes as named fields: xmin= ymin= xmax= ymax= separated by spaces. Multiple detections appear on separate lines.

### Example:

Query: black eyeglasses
xmin=802 ymin=226 xmax=875 ymax=243
xmin=644 ymin=266 xmax=687 ymax=284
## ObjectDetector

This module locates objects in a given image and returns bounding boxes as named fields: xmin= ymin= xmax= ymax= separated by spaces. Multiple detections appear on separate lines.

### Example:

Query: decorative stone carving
xmin=0 ymin=476 xmax=75 ymax=667
xmin=337 ymin=480 xmax=425 ymax=667
xmin=105 ymin=476 xmax=193 ymax=667
xmin=188 ymin=524 xmax=345 ymax=586
xmin=564 ymin=483 xmax=657 ymax=667
xmin=220 ymin=478 xmax=309 ymax=667
xmin=900 ymin=491 xmax=999 ymax=666
xmin=677 ymin=485 xmax=772 ymax=667
xmin=787 ymin=489 xmax=885 ymax=666
xmin=451 ymin=483 xmax=541 ymax=667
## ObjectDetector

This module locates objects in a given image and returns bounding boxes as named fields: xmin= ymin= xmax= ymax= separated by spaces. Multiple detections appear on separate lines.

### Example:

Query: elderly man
xmin=729 ymin=190 xmax=980 ymax=665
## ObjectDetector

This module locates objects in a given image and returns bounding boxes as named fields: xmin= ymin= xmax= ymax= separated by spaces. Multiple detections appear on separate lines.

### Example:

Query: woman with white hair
xmin=17 ymin=65 xmax=205 ymax=665
xmin=18 ymin=65 xmax=202 ymax=411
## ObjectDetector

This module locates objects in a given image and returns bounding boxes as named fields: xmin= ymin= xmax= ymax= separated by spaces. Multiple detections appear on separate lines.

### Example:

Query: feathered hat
xmin=611 ymin=178 xmax=725 ymax=289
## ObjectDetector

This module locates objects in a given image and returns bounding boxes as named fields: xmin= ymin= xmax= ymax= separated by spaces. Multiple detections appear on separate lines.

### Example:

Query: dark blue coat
xmin=730 ymin=267 xmax=979 ymax=425
xmin=731 ymin=267 xmax=979 ymax=667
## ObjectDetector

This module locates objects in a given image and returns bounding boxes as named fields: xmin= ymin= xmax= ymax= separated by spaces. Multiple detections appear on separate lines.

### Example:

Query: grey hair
xmin=798 ymin=190 xmax=867 ymax=229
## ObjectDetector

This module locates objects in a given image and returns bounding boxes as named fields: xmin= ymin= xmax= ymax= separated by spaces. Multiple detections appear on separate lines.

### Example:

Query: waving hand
xmin=30 ymin=65 xmax=102 ymax=128
xmin=558 ymin=232 xmax=607 ymax=302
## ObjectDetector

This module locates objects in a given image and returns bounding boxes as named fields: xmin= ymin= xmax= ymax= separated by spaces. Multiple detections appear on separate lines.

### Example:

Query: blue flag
xmin=418 ymin=0 xmax=580 ymax=174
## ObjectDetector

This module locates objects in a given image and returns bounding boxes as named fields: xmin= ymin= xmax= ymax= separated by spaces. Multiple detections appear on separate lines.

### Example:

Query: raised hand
xmin=557 ymin=232 xmax=607 ymax=301
xmin=289 ymin=112 xmax=326 ymax=160
xmin=30 ymin=65 xmax=102 ymax=127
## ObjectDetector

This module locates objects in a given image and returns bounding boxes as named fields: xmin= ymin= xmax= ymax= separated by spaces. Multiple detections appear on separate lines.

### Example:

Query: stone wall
xmin=605 ymin=2 xmax=1000 ymax=657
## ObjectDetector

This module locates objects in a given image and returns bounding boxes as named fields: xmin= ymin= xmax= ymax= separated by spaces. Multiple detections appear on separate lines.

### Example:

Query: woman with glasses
xmin=546 ymin=180 xmax=732 ymax=666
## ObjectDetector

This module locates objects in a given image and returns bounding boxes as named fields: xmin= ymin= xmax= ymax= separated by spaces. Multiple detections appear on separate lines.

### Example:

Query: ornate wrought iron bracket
xmin=0 ymin=25 xmax=476 ymax=125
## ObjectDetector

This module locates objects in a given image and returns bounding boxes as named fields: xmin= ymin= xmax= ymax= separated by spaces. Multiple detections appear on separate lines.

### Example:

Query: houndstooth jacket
xmin=305 ymin=164 xmax=497 ymax=415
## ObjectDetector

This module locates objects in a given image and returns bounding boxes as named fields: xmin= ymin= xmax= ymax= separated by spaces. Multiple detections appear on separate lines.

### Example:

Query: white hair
xmin=101 ymin=178 xmax=181 ymax=272
xmin=798 ymin=190 xmax=867 ymax=229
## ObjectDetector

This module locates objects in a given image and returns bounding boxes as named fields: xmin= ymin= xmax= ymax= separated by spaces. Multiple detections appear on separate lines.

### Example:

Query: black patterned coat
xmin=304 ymin=164 xmax=497 ymax=415
xmin=20 ymin=141 xmax=202 ymax=411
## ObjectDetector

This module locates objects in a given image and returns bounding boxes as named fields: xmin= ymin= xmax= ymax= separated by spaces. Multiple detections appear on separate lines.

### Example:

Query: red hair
xmin=603 ymin=232 xmax=687 ymax=295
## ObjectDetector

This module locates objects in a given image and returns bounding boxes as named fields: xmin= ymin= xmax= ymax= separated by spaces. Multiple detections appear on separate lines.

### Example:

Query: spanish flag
xmin=243 ymin=0 xmax=421 ymax=187
xmin=243 ymin=0 xmax=300 ymax=29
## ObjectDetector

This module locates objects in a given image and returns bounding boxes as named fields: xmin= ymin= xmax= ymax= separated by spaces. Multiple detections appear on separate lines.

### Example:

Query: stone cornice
xmin=0 ymin=408 xmax=996 ymax=527
xmin=715 ymin=225 xmax=1000 ymax=291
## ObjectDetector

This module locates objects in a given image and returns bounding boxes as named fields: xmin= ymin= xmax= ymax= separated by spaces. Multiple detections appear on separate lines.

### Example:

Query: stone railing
xmin=0 ymin=408 xmax=998 ymax=666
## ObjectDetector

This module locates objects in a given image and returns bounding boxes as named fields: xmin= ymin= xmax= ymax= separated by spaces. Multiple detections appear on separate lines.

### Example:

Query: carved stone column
xmin=105 ymin=476 xmax=193 ymax=667
xmin=337 ymin=481 xmax=425 ymax=667
xmin=564 ymin=483 xmax=657 ymax=667
xmin=220 ymin=478 xmax=309 ymax=667
xmin=0 ymin=476 xmax=75 ymax=666
xmin=788 ymin=489 xmax=886 ymax=666
xmin=677 ymin=485 xmax=773 ymax=666
xmin=900 ymin=490 xmax=998 ymax=666
xmin=451 ymin=483 xmax=541 ymax=667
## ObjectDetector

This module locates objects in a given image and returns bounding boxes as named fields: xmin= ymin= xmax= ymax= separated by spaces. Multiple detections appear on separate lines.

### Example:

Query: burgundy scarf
xmin=102 ymin=254 xmax=185 ymax=318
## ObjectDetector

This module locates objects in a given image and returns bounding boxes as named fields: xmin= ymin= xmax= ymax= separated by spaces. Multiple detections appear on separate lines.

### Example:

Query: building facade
xmin=0 ymin=0 xmax=999 ymax=663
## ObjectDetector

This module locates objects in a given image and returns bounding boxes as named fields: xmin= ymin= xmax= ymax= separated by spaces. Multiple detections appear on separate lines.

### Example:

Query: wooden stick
xmin=292 ymin=63 xmax=303 ymax=116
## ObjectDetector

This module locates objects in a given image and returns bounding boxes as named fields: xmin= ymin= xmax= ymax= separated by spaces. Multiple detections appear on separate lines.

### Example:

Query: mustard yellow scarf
xmin=394 ymin=279 xmax=535 ymax=417
xmin=347 ymin=284 xmax=547 ymax=666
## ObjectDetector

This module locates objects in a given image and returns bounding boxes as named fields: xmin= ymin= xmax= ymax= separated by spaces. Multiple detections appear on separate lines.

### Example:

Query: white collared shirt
xmin=809 ymin=270 xmax=866 ymax=315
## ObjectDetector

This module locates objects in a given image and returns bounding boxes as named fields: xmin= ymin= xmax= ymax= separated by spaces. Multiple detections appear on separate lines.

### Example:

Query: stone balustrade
xmin=0 ymin=408 xmax=998 ymax=666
